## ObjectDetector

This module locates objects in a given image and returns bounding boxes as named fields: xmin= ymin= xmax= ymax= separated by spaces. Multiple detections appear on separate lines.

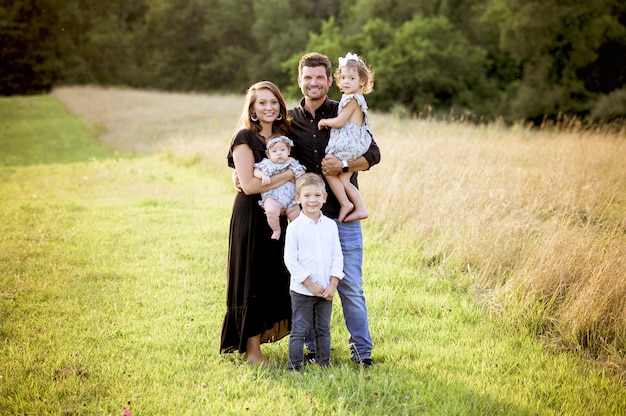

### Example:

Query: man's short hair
xmin=298 ymin=52 xmax=332 ymax=78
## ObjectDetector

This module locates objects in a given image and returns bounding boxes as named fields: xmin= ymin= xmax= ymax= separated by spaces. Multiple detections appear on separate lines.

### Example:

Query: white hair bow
xmin=338 ymin=52 xmax=359 ymax=67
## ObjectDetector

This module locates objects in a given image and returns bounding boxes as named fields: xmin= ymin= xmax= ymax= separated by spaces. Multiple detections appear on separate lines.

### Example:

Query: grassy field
xmin=1 ymin=86 xmax=625 ymax=415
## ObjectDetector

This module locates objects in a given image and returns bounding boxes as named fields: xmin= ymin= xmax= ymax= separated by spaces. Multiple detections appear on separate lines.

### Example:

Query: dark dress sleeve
xmin=227 ymin=129 xmax=266 ymax=168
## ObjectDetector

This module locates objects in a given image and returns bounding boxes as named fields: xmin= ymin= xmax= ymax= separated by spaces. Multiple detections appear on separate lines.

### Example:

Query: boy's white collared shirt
xmin=284 ymin=212 xmax=344 ymax=296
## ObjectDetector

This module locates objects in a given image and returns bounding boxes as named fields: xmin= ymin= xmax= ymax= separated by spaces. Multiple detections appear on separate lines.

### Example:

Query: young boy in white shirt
xmin=283 ymin=173 xmax=344 ymax=371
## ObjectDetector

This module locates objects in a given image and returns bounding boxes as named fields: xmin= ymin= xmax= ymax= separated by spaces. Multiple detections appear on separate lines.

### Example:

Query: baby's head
xmin=265 ymin=135 xmax=293 ymax=163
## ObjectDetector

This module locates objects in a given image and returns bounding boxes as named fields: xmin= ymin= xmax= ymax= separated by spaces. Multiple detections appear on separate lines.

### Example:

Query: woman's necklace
xmin=259 ymin=130 xmax=271 ymax=145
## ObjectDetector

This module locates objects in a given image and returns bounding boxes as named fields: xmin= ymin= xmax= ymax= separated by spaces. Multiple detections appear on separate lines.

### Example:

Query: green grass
xmin=1 ymin=94 xmax=625 ymax=415
xmin=0 ymin=96 xmax=112 ymax=166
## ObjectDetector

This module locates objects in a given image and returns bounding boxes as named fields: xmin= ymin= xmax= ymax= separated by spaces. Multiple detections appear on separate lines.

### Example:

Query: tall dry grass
xmin=53 ymin=86 xmax=626 ymax=364
xmin=366 ymin=114 xmax=626 ymax=361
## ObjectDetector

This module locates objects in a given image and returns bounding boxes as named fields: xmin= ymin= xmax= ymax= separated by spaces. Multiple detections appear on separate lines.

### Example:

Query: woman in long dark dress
xmin=220 ymin=81 xmax=294 ymax=365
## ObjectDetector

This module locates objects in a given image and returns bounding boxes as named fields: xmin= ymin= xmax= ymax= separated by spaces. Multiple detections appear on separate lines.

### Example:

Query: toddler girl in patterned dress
xmin=318 ymin=52 xmax=374 ymax=223
xmin=254 ymin=135 xmax=306 ymax=239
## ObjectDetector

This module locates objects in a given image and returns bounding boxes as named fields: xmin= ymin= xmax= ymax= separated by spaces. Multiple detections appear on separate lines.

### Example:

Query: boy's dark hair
xmin=295 ymin=173 xmax=326 ymax=195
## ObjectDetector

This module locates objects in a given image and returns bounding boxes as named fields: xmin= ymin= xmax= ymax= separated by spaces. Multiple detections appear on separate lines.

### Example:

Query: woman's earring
xmin=276 ymin=113 xmax=283 ymax=121
xmin=250 ymin=113 xmax=258 ymax=122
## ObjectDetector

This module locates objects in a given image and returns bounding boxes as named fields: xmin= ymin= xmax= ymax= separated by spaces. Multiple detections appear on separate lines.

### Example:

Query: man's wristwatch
xmin=342 ymin=160 xmax=349 ymax=173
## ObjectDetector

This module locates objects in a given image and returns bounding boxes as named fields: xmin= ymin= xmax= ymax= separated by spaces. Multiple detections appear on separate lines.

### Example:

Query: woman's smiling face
xmin=252 ymin=89 xmax=281 ymax=124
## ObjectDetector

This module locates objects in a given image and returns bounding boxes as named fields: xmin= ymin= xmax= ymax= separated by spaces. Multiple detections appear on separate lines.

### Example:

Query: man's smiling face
xmin=298 ymin=65 xmax=332 ymax=102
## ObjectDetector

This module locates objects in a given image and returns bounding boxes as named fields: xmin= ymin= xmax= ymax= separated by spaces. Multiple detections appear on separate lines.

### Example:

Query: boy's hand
xmin=303 ymin=279 xmax=325 ymax=297
xmin=322 ymin=285 xmax=337 ymax=300
xmin=311 ymin=283 xmax=325 ymax=297
xmin=322 ymin=279 xmax=339 ymax=300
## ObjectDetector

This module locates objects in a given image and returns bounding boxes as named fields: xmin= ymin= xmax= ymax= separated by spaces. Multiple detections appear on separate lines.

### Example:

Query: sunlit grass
xmin=0 ymin=95 xmax=111 ymax=166
xmin=364 ymin=114 xmax=626 ymax=362
xmin=0 ymin=88 xmax=625 ymax=414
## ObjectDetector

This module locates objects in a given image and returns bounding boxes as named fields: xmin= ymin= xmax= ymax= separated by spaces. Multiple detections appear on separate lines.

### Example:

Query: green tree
xmin=140 ymin=0 xmax=212 ymax=91
xmin=281 ymin=17 xmax=347 ymax=100
xmin=492 ymin=0 xmax=626 ymax=121
xmin=85 ymin=0 xmax=148 ymax=85
xmin=3 ymin=0 xmax=624 ymax=122
xmin=45 ymin=0 xmax=149 ymax=87
xmin=0 ymin=0 xmax=60 ymax=94
xmin=250 ymin=0 xmax=342 ymax=91
xmin=376 ymin=15 xmax=492 ymax=116
xmin=141 ymin=0 xmax=259 ymax=92
xmin=199 ymin=0 xmax=256 ymax=91
xmin=293 ymin=14 xmax=494 ymax=117
xmin=52 ymin=0 xmax=95 ymax=84
xmin=339 ymin=0 xmax=428 ymax=32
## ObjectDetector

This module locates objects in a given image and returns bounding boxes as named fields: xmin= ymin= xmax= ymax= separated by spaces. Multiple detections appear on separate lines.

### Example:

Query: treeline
xmin=2 ymin=0 xmax=626 ymax=123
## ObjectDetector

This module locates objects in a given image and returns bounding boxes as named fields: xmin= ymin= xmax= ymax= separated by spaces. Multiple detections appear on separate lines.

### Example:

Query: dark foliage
xmin=1 ymin=0 xmax=625 ymax=122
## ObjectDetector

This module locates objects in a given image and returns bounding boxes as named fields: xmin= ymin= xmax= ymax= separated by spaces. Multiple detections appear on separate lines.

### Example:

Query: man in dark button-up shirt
xmin=288 ymin=52 xmax=380 ymax=368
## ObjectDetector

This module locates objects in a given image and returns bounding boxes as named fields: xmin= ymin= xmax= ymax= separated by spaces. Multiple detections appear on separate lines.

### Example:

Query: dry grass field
xmin=366 ymin=115 xmax=626 ymax=362
xmin=52 ymin=86 xmax=626 ymax=370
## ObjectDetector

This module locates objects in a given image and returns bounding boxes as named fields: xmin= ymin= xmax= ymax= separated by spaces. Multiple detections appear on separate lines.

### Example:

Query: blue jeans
xmin=289 ymin=292 xmax=333 ymax=370
xmin=305 ymin=220 xmax=373 ymax=362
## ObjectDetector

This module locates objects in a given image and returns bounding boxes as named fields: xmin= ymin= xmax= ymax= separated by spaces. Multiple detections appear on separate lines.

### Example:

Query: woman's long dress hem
xmin=220 ymin=129 xmax=292 ymax=355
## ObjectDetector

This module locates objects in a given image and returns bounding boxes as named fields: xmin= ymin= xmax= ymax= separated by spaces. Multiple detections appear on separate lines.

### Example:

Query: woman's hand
xmin=232 ymin=170 xmax=242 ymax=192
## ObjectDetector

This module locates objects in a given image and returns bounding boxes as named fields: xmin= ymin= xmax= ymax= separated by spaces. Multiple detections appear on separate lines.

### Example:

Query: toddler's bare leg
xmin=341 ymin=172 xmax=368 ymax=222
xmin=325 ymin=174 xmax=354 ymax=222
